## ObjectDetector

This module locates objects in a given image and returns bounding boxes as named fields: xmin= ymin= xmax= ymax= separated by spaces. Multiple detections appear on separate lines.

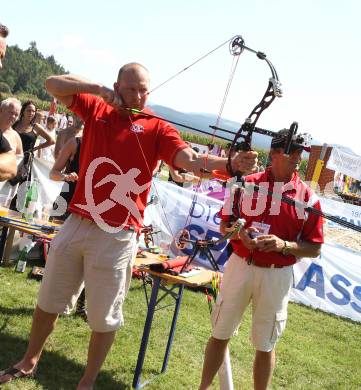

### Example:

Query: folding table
xmin=133 ymin=253 xmax=213 ymax=389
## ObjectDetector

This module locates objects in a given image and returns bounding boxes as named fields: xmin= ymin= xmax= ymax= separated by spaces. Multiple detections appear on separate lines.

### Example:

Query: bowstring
xmin=127 ymin=112 xmax=176 ymax=240
xmin=149 ymin=37 xmax=233 ymax=95
xmin=126 ymin=36 xmax=242 ymax=249
xmin=181 ymin=54 xmax=241 ymax=233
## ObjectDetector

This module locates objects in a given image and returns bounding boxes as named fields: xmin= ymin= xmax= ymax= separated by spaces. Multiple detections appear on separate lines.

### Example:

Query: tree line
xmin=0 ymin=41 xmax=67 ymax=101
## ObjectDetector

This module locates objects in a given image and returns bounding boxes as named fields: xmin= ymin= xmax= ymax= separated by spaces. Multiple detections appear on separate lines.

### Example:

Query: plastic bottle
xmin=14 ymin=235 xmax=35 ymax=273
xmin=15 ymin=246 xmax=28 ymax=273
xmin=22 ymin=179 xmax=39 ymax=222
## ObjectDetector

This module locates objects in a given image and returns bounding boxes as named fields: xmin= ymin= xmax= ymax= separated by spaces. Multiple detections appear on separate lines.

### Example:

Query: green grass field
xmin=0 ymin=265 xmax=361 ymax=390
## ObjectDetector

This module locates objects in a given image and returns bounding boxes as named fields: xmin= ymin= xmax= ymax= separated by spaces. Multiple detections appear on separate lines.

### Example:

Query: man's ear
xmin=270 ymin=148 xmax=283 ymax=156
xmin=269 ymin=148 xmax=280 ymax=162
xmin=113 ymin=82 xmax=124 ymax=105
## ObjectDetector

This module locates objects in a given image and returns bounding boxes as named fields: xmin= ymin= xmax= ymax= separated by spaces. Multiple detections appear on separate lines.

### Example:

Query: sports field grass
xmin=0 ymin=265 xmax=360 ymax=389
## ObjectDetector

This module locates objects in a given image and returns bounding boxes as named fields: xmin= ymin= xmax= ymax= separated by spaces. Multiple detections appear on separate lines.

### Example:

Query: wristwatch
xmin=282 ymin=240 xmax=292 ymax=256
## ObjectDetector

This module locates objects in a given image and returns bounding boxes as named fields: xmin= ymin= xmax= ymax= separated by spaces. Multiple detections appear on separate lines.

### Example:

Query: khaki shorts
xmin=212 ymin=253 xmax=293 ymax=352
xmin=38 ymin=214 xmax=138 ymax=332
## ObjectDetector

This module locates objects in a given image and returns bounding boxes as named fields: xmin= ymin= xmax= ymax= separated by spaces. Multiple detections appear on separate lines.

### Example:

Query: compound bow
xmin=134 ymin=35 xmax=360 ymax=273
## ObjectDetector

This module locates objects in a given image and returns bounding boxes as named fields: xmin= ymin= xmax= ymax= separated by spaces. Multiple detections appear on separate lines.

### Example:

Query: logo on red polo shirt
xmin=130 ymin=124 xmax=144 ymax=133
xmin=75 ymin=157 xmax=150 ymax=233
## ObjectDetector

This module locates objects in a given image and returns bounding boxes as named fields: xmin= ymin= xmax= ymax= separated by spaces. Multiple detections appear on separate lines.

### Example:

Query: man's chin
xmin=130 ymin=104 xmax=145 ymax=111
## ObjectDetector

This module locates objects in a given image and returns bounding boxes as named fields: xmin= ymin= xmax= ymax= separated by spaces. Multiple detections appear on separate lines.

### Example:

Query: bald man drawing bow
xmin=0 ymin=63 xmax=258 ymax=388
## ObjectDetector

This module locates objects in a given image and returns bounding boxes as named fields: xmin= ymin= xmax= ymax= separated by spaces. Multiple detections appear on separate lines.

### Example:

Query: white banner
xmin=144 ymin=180 xmax=230 ymax=267
xmin=320 ymin=195 xmax=361 ymax=229
xmin=326 ymin=147 xmax=361 ymax=180
xmin=291 ymin=243 xmax=361 ymax=323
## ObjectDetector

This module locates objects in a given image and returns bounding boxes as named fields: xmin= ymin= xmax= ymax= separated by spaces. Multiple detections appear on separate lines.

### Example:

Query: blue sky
xmin=2 ymin=0 xmax=361 ymax=154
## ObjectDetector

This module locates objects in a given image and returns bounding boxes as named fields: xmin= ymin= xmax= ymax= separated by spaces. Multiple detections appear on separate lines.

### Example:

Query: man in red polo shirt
xmin=0 ymin=63 xmax=258 ymax=388
xmin=199 ymin=130 xmax=324 ymax=390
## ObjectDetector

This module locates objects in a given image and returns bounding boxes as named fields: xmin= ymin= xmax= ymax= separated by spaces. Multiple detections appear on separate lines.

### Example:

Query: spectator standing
xmin=37 ymin=116 xmax=57 ymax=162
xmin=0 ymin=22 xmax=17 ymax=180
xmin=13 ymin=101 xmax=55 ymax=156
xmin=54 ymin=115 xmax=83 ymax=159
xmin=0 ymin=22 xmax=9 ymax=70
xmin=199 ymin=132 xmax=324 ymax=390
xmin=58 ymin=112 xmax=68 ymax=129
xmin=0 ymin=98 xmax=23 ymax=155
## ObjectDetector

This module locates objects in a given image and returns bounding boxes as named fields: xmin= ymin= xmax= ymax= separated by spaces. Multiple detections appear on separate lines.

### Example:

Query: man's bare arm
xmin=13 ymin=132 xmax=23 ymax=155
xmin=0 ymin=151 xmax=16 ymax=181
xmin=168 ymin=166 xmax=187 ymax=182
xmin=256 ymin=235 xmax=322 ymax=258
xmin=50 ymin=138 xmax=78 ymax=182
xmin=173 ymin=147 xmax=258 ymax=178
xmin=45 ymin=74 xmax=114 ymax=107
xmin=221 ymin=220 xmax=322 ymax=258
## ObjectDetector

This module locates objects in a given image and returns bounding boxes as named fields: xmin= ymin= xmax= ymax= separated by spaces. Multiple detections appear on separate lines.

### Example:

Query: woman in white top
xmin=37 ymin=116 xmax=57 ymax=162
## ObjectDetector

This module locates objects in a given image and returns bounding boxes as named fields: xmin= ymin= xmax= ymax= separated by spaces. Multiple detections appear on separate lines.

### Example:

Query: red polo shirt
xmin=67 ymin=93 xmax=187 ymax=229
xmin=220 ymin=167 xmax=324 ymax=266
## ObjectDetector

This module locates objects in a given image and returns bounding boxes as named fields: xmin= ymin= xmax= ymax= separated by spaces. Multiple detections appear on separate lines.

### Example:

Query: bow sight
xmin=271 ymin=126 xmax=312 ymax=153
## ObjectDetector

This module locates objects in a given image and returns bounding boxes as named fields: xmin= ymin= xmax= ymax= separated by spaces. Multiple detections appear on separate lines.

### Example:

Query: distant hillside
xmin=148 ymin=103 xmax=332 ymax=158
xmin=0 ymin=41 xmax=66 ymax=101
xmin=150 ymin=103 xmax=278 ymax=150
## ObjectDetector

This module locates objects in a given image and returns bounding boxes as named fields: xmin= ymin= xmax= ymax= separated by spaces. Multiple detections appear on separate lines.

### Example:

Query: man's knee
xmin=87 ymin=314 xmax=124 ymax=333
xmin=208 ymin=336 xmax=230 ymax=349
xmin=34 ymin=305 xmax=59 ymax=321
xmin=256 ymin=349 xmax=274 ymax=357
xmin=254 ymin=349 xmax=275 ymax=370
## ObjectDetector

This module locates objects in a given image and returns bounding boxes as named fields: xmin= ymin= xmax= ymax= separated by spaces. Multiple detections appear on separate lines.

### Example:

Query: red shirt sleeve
xmin=300 ymin=200 xmax=324 ymax=243
xmin=156 ymin=120 xmax=188 ymax=167
xmin=68 ymin=93 xmax=101 ymax=122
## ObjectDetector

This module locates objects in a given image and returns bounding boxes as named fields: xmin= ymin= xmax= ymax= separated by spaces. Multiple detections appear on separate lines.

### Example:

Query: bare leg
xmin=253 ymin=350 xmax=275 ymax=390
xmin=0 ymin=306 xmax=58 ymax=382
xmin=77 ymin=330 xmax=116 ymax=390
xmin=199 ymin=337 xmax=230 ymax=390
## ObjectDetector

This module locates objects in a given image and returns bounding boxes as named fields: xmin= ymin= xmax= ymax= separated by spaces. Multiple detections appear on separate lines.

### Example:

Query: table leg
xmin=133 ymin=276 xmax=161 ymax=389
xmin=0 ymin=226 xmax=9 ymax=265
xmin=161 ymin=284 xmax=184 ymax=373
xmin=3 ymin=227 xmax=15 ymax=265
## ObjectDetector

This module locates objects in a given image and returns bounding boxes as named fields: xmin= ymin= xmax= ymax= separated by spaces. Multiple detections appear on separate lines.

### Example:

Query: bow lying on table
xmin=0 ymin=215 xmax=60 ymax=235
